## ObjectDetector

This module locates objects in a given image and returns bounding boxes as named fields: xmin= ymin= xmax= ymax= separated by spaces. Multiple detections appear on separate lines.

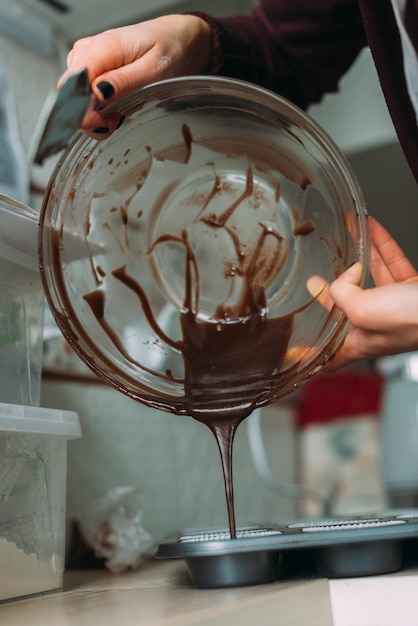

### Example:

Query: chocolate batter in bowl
xmin=39 ymin=77 xmax=369 ymax=538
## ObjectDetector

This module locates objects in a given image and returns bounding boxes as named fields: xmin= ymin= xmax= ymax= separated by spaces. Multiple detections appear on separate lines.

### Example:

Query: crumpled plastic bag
xmin=78 ymin=486 xmax=153 ymax=574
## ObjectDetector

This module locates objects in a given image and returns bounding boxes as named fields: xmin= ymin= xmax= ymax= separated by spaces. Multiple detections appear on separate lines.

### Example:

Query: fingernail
xmin=96 ymin=81 xmax=115 ymax=100
xmin=116 ymin=115 xmax=125 ymax=130
xmin=92 ymin=126 xmax=110 ymax=134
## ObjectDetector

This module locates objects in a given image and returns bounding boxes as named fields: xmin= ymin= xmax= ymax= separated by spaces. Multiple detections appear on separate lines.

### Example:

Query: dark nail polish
xmin=96 ymin=81 xmax=115 ymax=100
xmin=116 ymin=115 xmax=126 ymax=130
xmin=92 ymin=126 xmax=110 ymax=134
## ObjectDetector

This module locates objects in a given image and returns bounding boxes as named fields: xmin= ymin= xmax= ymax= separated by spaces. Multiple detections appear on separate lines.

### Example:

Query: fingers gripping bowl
xmin=39 ymin=76 xmax=369 ymax=418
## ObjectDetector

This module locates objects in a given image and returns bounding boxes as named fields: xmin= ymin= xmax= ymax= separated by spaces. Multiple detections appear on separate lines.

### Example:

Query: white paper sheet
xmin=330 ymin=574 xmax=418 ymax=626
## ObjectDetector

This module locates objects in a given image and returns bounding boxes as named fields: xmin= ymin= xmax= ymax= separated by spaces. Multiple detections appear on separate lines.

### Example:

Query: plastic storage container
xmin=0 ymin=402 xmax=81 ymax=602
xmin=378 ymin=353 xmax=418 ymax=496
xmin=0 ymin=194 xmax=44 ymax=406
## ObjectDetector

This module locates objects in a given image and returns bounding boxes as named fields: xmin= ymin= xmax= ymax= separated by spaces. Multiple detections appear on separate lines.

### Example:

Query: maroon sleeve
xmin=187 ymin=0 xmax=367 ymax=109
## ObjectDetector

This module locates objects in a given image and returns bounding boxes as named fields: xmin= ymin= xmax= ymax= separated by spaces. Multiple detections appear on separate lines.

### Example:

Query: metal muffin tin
xmin=155 ymin=510 xmax=418 ymax=588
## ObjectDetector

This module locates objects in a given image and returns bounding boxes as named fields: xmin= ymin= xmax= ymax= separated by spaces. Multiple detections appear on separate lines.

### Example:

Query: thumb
xmin=328 ymin=262 xmax=384 ymax=330
xmin=328 ymin=262 xmax=364 ymax=311
xmin=306 ymin=262 xmax=363 ymax=313
xmin=330 ymin=262 xmax=363 ymax=292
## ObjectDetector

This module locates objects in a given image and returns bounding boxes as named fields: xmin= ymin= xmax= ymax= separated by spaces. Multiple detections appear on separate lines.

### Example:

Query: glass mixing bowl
xmin=39 ymin=76 xmax=369 ymax=419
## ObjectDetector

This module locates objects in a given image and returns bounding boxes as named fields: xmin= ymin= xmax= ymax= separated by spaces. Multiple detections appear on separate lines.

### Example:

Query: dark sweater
xmin=189 ymin=0 xmax=418 ymax=183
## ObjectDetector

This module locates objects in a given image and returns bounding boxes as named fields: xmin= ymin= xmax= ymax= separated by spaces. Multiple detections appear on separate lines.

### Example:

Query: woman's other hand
xmin=308 ymin=216 xmax=418 ymax=370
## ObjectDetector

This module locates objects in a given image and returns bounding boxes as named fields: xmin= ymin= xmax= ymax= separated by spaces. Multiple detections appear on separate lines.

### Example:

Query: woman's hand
xmin=58 ymin=15 xmax=212 ymax=137
xmin=308 ymin=215 xmax=418 ymax=371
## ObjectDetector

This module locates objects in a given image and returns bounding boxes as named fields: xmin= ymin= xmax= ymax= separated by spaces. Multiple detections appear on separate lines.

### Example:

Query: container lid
xmin=0 ymin=402 xmax=81 ymax=438
xmin=0 ymin=193 xmax=39 ymax=270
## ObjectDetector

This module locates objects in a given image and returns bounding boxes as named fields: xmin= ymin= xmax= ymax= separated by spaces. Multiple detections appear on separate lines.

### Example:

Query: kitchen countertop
xmin=0 ymin=559 xmax=333 ymax=626
xmin=2 ymin=559 xmax=418 ymax=626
